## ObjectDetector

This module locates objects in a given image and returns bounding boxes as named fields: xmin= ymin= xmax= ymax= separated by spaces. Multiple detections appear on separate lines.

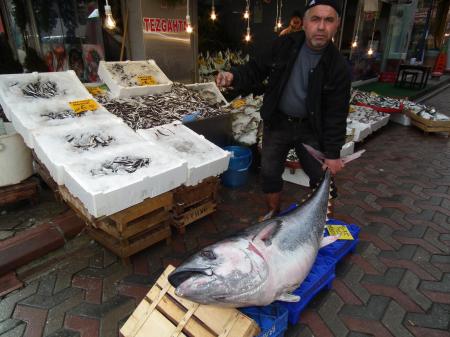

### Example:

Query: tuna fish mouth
xmin=168 ymin=268 xmax=213 ymax=288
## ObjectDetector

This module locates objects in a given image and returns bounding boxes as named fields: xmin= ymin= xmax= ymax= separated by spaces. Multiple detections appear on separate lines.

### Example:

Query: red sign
xmin=143 ymin=17 xmax=187 ymax=33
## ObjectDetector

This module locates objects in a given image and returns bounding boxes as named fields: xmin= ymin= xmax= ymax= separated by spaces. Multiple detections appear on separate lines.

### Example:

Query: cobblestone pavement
xmin=1 ymin=122 xmax=450 ymax=335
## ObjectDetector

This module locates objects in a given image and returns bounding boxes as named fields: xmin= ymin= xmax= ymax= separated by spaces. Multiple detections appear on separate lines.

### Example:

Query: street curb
xmin=0 ymin=210 xmax=85 ymax=278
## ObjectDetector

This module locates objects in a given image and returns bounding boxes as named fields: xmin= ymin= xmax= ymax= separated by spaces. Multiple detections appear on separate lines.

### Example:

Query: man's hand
xmin=216 ymin=71 xmax=234 ymax=87
xmin=322 ymin=158 xmax=344 ymax=175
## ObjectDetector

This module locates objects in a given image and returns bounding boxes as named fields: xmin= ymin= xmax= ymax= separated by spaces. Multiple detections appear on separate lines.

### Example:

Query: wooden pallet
xmin=32 ymin=153 xmax=59 ymax=194
xmin=405 ymin=109 xmax=450 ymax=134
xmin=120 ymin=265 xmax=260 ymax=337
xmin=87 ymin=220 xmax=172 ymax=258
xmin=172 ymin=177 xmax=219 ymax=234
xmin=173 ymin=198 xmax=217 ymax=234
xmin=0 ymin=177 xmax=39 ymax=207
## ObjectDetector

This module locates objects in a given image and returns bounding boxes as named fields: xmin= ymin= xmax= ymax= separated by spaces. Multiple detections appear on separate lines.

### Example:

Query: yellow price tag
xmin=69 ymin=99 xmax=99 ymax=114
xmin=231 ymin=99 xmax=246 ymax=109
xmin=137 ymin=75 xmax=158 ymax=86
xmin=326 ymin=225 xmax=354 ymax=240
xmin=86 ymin=86 xmax=104 ymax=96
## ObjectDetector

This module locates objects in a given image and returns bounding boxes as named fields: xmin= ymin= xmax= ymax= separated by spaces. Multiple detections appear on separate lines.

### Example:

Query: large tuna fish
xmin=168 ymin=170 xmax=339 ymax=307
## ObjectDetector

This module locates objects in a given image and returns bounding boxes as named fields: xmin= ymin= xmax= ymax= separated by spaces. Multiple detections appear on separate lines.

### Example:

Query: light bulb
xmin=210 ymin=9 xmax=217 ymax=21
xmin=445 ymin=33 xmax=450 ymax=37
xmin=244 ymin=9 xmax=250 ymax=19
xmin=352 ymin=40 xmax=358 ymax=48
xmin=368 ymin=48 xmax=373 ymax=55
xmin=244 ymin=27 xmax=251 ymax=42
xmin=186 ymin=14 xmax=193 ymax=33
xmin=276 ymin=20 xmax=282 ymax=28
xmin=104 ymin=3 xmax=116 ymax=30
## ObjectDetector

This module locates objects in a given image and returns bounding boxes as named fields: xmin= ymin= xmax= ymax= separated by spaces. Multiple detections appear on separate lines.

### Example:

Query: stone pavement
xmin=1 ymin=121 xmax=450 ymax=335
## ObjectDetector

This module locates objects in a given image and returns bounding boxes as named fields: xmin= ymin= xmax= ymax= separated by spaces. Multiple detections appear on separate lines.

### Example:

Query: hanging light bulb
xmin=210 ymin=0 xmax=217 ymax=21
xmin=244 ymin=27 xmax=251 ymax=42
xmin=104 ymin=0 xmax=116 ymax=30
xmin=352 ymin=40 xmax=358 ymax=48
xmin=244 ymin=7 xmax=250 ymax=19
xmin=186 ymin=14 xmax=193 ymax=33
xmin=368 ymin=48 xmax=373 ymax=56
xmin=276 ymin=19 xmax=282 ymax=29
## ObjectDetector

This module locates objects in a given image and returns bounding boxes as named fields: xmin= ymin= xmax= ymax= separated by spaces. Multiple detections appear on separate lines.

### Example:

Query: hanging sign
xmin=143 ymin=17 xmax=187 ymax=33
xmin=69 ymin=99 xmax=99 ymax=114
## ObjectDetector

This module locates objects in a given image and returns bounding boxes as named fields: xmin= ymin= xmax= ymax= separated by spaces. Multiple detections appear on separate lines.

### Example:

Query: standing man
xmin=279 ymin=10 xmax=303 ymax=36
xmin=217 ymin=0 xmax=350 ymax=218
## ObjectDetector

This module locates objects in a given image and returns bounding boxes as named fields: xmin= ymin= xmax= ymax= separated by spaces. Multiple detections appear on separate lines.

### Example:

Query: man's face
xmin=303 ymin=5 xmax=340 ymax=50
xmin=290 ymin=16 xmax=302 ymax=31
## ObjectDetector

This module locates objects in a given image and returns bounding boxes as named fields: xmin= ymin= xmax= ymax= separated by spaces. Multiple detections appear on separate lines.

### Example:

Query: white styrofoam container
xmin=9 ymin=104 xmax=119 ymax=148
xmin=347 ymin=120 xmax=372 ymax=142
xmin=63 ymin=142 xmax=188 ymax=217
xmin=138 ymin=122 xmax=230 ymax=186
xmin=32 ymin=120 xmax=144 ymax=185
xmin=98 ymin=60 xmax=173 ymax=98
xmin=340 ymin=141 xmax=355 ymax=157
xmin=282 ymin=167 xmax=310 ymax=187
xmin=389 ymin=113 xmax=411 ymax=126
xmin=0 ymin=71 xmax=92 ymax=113
xmin=0 ymin=123 xmax=33 ymax=187
xmin=185 ymin=82 xmax=228 ymax=105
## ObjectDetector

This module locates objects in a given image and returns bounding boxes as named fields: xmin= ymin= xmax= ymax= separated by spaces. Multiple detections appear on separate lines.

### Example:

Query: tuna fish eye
xmin=200 ymin=250 xmax=216 ymax=260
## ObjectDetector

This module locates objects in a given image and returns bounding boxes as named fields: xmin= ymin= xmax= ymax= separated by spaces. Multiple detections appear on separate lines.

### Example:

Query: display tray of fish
xmin=350 ymin=89 xmax=403 ymax=113
xmin=168 ymin=170 xmax=339 ymax=307
xmin=98 ymin=60 xmax=173 ymax=98
xmin=97 ymin=83 xmax=227 ymax=130
xmin=403 ymin=100 xmax=450 ymax=121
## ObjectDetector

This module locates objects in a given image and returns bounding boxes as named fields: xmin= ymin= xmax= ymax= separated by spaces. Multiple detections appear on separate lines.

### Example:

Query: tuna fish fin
xmin=252 ymin=219 xmax=282 ymax=246
xmin=320 ymin=235 xmax=340 ymax=248
xmin=277 ymin=293 xmax=301 ymax=302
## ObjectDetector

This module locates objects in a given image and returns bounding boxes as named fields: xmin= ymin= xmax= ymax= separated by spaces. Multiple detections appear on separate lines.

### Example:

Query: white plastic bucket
xmin=0 ymin=122 xmax=33 ymax=187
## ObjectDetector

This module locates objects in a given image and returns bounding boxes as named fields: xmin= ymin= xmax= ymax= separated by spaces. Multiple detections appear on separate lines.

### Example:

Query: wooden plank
xmin=96 ymin=209 xmax=171 ymax=239
xmin=173 ymin=177 xmax=218 ymax=213
xmin=405 ymin=110 xmax=450 ymax=131
xmin=33 ymin=154 xmax=59 ymax=193
xmin=110 ymin=192 xmax=173 ymax=226
xmin=86 ymin=221 xmax=171 ymax=258
xmin=173 ymin=200 xmax=216 ymax=230
xmin=58 ymin=185 xmax=97 ymax=225
xmin=0 ymin=177 xmax=39 ymax=206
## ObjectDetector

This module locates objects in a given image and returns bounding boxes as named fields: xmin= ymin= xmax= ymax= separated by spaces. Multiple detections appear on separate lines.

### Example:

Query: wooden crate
xmin=33 ymin=154 xmax=59 ymax=194
xmin=173 ymin=199 xmax=217 ymax=234
xmin=120 ymin=265 xmax=260 ymax=337
xmin=405 ymin=109 xmax=450 ymax=134
xmin=173 ymin=177 xmax=219 ymax=214
xmin=172 ymin=177 xmax=219 ymax=234
xmin=87 ymin=220 xmax=171 ymax=258
xmin=0 ymin=177 xmax=39 ymax=207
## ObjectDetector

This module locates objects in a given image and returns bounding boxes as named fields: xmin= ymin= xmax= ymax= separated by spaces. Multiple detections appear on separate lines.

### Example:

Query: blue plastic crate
xmin=278 ymin=255 xmax=336 ymax=324
xmin=319 ymin=219 xmax=361 ymax=265
xmin=240 ymin=303 xmax=288 ymax=337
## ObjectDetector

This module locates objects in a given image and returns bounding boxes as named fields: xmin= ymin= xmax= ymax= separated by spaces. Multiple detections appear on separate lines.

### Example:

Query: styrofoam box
xmin=389 ymin=113 xmax=411 ymax=126
xmin=185 ymin=82 xmax=228 ymax=105
xmin=98 ymin=60 xmax=173 ymax=98
xmin=340 ymin=141 xmax=355 ymax=157
xmin=9 ymin=103 xmax=119 ymax=148
xmin=63 ymin=142 xmax=188 ymax=217
xmin=0 ymin=71 xmax=92 ymax=113
xmin=32 ymin=120 xmax=143 ymax=185
xmin=138 ymin=122 xmax=230 ymax=186
xmin=282 ymin=167 xmax=310 ymax=187
xmin=347 ymin=119 xmax=371 ymax=142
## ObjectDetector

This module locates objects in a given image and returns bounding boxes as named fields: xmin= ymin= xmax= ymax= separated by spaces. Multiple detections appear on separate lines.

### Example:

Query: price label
xmin=326 ymin=225 xmax=354 ymax=240
xmin=86 ymin=86 xmax=104 ymax=96
xmin=137 ymin=75 xmax=158 ymax=86
xmin=231 ymin=99 xmax=246 ymax=109
xmin=69 ymin=99 xmax=99 ymax=114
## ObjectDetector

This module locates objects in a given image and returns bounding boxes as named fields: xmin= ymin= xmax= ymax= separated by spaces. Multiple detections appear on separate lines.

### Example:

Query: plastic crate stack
xmin=240 ymin=217 xmax=360 ymax=336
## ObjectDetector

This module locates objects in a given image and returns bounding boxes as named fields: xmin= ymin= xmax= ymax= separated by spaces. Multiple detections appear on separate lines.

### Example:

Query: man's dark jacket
xmin=230 ymin=31 xmax=351 ymax=159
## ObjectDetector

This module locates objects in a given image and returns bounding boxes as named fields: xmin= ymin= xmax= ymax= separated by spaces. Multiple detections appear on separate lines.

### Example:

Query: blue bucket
xmin=222 ymin=146 xmax=252 ymax=188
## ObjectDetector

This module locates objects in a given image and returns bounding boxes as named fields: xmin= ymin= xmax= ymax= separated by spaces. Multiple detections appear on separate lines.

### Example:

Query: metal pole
xmin=338 ymin=0 xmax=348 ymax=51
